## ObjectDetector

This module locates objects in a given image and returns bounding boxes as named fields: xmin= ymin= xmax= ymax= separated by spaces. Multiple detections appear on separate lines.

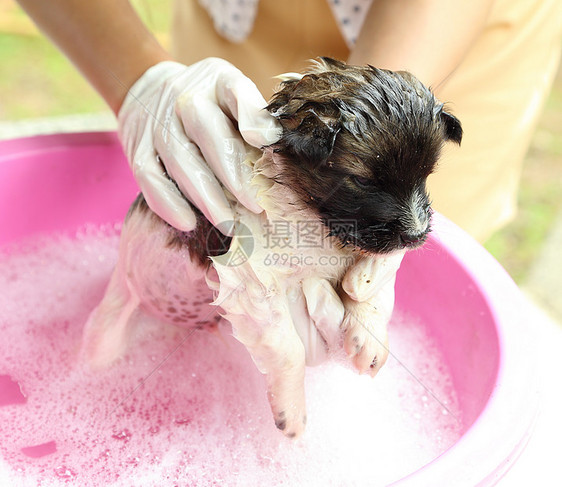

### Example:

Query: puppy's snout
xmin=399 ymin=231 xmax=426 ymax=248
xmin=398 ymin=194 xmax=431 ymax=248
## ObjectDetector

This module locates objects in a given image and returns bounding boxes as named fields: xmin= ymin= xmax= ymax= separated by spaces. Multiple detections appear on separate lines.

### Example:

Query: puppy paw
xmin=266 ymin=364 xmax=307 ymax=438
xmin=226 ymin=294 xmax=309 ymax=438
xmin=81 ymin=300 xmax=137 ymax=368
xmin=80 ymin=269 xmax=140 ymax=368
xmin=341 ymin=302 xmax=389 ymax=377
xmin=272 ymin=406 xmax=307 ymax=439
xmin=264 ymin=347 xmax=307 ymax=438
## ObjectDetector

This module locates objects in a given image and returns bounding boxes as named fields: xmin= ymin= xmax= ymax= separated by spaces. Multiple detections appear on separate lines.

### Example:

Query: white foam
xmin=0 ymin=226 xmax=462 ymax=486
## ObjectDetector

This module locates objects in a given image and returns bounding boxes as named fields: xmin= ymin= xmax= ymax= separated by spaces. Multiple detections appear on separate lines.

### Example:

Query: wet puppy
xmin=82 ymin=58 xmax=462 ymax=438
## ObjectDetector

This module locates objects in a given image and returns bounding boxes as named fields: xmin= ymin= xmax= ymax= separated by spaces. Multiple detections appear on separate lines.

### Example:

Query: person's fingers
xmin=130 ymin=147 xmax=198 ymax=232
xmin=342 ymin=252 xmax=405 ymax=302
xmin=302 ymin=278 xmax=345 ymax=350
xmin=118 ymin=59 xmax=274 ymax=231
xmin=286 ymin=285 xmax=328 ymax=367
xmin=176 ymin=92 xmax=262 ymax=214
xmin=215 ymin=67 xmax=282 ymax=147
xmin=153 ymin=116 xmax=236 ymax=234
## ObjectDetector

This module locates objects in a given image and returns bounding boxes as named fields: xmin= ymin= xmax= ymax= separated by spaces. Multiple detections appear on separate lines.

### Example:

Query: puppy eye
xmin=352 ymin=175 xmax=372 ymax=188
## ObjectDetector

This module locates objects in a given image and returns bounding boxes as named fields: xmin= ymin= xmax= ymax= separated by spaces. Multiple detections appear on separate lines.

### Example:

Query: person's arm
xmin=348 ymin=0 xmax=493 ymax=91
xmin=16 ymin=0 xmax=280 ymax=233
xmin=16 ymin=0 xmax=171 ymax=114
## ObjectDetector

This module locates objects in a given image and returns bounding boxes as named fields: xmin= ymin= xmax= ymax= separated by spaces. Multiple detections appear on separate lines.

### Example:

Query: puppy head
xmin=266 ymin=57 xmax=462 ymax=254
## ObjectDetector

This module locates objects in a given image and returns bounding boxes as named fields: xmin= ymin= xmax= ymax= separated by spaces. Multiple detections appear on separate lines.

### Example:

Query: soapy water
xmin=0 ymin=225 xmax=462 ymax=486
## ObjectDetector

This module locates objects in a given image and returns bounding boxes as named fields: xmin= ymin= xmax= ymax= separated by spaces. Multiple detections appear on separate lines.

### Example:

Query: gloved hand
xmin=118 ymin=58 xmax=281 ymax=235
xmin=294 ymin=252 xmax=404 ymax=367
xmin=291 ymin=277 xmax=346 ymax=366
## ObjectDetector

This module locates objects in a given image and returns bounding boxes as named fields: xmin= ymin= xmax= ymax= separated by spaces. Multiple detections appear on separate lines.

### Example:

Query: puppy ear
xmin=274 ymin=72 xmax=304 ymax=83
xmin=441 ymin=111 xmax=463 ymax=145
xmin=277 ymin=108 xmax=341 ymax=163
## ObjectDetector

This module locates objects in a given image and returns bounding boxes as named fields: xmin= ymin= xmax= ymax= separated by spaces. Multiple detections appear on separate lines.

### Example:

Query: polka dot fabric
xmin=326 ymin=0 xmax=372 ymax=47
xmin=198 ymin=0 xmax=260 ymax=43
xmin=198 ymin=0 xmax=373 ymax=47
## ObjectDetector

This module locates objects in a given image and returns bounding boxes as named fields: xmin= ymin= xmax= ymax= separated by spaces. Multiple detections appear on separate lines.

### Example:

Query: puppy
xmin=82 ymin=58 xmax=462 ymax=438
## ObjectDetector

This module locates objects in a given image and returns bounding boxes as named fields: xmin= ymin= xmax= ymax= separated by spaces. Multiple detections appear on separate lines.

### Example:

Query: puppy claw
xmin=343 ymin=332 xmax=365 ymax=358
xmin=275 ymin=411 xmax=287 ymax=431
xmin=369 ymin=354 xmax=386 ymax=377
xmin=342 ymin=306 xmax=389 ymax=376
xmin=274 ymin=414 xmax=306 ymax=439
xmin=272 ymin=407 xmax=307 ymax=439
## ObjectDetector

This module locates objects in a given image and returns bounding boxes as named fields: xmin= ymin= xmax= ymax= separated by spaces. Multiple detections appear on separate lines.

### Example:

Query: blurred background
xmin=1 ymin=0 xmax=561 ymax=322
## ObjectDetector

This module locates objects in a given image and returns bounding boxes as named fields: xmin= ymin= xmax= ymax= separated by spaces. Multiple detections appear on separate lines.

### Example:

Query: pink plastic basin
xmin=0 ymin=132 xmax=538 ymax=486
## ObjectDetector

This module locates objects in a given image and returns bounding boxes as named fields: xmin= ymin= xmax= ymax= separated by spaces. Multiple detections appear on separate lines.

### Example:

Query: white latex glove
xmin=342 ymin=251 xmax=406 ymax=303
xmin=292 ymin=252 xmax=404 ymax=367
xmin=118 ymin=58 xmax=281 ymax=234
xmin=289 ymin=278 xmax=346 ymax=366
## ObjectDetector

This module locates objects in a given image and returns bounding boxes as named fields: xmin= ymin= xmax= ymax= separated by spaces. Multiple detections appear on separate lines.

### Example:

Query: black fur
xmin=134 ymin=58 xmax=462 ymax=259
xmin=128 ymin=193 xmax=231 ymax=267
xmin=267 ymin=57 xmax=462 ymax=253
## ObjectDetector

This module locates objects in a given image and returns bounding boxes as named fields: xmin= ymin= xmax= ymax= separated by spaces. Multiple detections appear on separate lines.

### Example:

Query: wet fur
xmin=82 ymin=58 xmax=461 ymax=438
xmin=267 ymin=58 xmax=461 ymax=252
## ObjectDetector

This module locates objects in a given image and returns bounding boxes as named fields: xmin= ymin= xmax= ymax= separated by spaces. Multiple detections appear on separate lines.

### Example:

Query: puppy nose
xmin=399 ymin=231 xmax=425 ymax=247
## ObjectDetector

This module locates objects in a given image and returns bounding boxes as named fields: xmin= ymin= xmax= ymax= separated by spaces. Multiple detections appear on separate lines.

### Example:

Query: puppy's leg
xmin=341 ymin=285 xmax=394 ymax=376
xmin=81 ymin=262 xmax=139 ymax=368
xmin=81 ymin=197 xmax=151 ymax=367
xmin=223 ymin=303 xmax=307 ymax=438
xmin=340 ymin=252 xmax=404 ymax=376
xmin=210 ymin=234 xmax=311 ymax=436
xmin=235 ymin=314 xmax=307 ymax=438
xmin=263 ymin=329 xmax=307 ymax=439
